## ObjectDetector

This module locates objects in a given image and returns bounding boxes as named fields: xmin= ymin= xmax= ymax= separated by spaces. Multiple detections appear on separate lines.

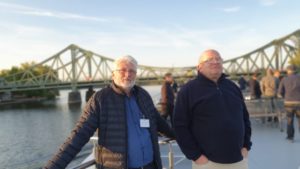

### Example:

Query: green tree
xmin=0 ymin=62 xmax=59 ymax=99
xmin=290 ymin=49 xmax=300 ymax=67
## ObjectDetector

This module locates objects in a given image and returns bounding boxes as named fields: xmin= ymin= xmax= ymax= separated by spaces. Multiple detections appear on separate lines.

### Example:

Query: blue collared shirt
xmin=125 ymin=96 xmax=153 ymax=168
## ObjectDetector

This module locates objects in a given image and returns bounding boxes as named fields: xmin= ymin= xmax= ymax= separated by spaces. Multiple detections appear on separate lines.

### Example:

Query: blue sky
xmin=0 ymin=0 xmax=300 ymax=69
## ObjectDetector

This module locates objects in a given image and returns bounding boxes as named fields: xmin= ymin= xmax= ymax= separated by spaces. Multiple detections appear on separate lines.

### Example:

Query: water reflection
xmin=68 ymin=103 xmax=82 ymax=113
xmin=0 ymin=86 xmax=161 ymax=169
xmin=0 ymin=99 xmax=83 ymax=169
xmin=0 ymin=100 xmax=56 ymax=110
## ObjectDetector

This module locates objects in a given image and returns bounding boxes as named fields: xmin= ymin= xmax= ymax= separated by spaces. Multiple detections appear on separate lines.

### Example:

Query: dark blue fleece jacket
xmin=173 ymin=73 xmax=252 ymax=164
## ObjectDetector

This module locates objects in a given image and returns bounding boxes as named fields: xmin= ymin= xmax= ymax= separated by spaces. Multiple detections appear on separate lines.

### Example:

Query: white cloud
xmin=221 ymin=6 xmax=241 ymax=13
xmin=0 ymin=16 xmax=283 ymax=69
xmin=19 ymin=11 xmax=110 ymax=22
xmin=81 ymin=24 xmax=262 ymax=66
xmin=0 ymin=22 xmax=226 ymax=69
xmin=0 ymin=22 xmax=74 ymax=69
xmin=0 ymin=2 xmax=118 ymax=22
xmin=259 ymin=0 xmax=277 ymax=6
xmin=0 ymin=2 xmax=32 ymax=11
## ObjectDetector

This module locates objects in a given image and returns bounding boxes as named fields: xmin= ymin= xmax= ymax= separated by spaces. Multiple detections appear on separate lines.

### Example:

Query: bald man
xmin=173 ymin=49 xmax=252 ymax=169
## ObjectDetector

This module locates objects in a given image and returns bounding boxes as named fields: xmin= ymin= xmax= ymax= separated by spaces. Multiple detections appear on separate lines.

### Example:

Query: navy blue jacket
xmin=173 ymin=73 xmax=252 ymax=164
xmin=44 ymin=83 xmax=175 ymax=169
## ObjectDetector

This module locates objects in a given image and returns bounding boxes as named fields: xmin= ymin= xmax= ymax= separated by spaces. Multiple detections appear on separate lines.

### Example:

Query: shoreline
xmin=0 ymin=97 xmax=47 ymax=106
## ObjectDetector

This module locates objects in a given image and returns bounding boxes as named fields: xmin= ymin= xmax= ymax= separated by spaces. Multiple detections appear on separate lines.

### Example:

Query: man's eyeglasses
xmin=115 ymin=69 xmax=137 ymax=74
xmin=202 ymin=58 xmax=223 ymax=64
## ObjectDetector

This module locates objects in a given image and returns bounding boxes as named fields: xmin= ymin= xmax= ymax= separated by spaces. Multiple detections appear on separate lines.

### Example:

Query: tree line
xmin=0 ymin=62 xmax=58 ymax=99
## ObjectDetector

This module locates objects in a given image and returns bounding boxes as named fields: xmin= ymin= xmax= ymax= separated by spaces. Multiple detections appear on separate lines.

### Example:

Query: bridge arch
xmin=0 ymin=29 xmax=299 ymax=93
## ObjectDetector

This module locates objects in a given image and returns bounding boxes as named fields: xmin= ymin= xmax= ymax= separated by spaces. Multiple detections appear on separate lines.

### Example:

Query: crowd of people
xmin=237 ymin=66 xmax=300 ymax=142
xmin=44 ymin=50 xmax=299 ymax=169
xmin=237 ymin=69 xmax=282 ymax=101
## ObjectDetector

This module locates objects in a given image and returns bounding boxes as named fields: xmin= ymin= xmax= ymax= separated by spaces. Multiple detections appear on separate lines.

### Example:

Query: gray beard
xmin=115 ymin=80 xmax=135 ymax=90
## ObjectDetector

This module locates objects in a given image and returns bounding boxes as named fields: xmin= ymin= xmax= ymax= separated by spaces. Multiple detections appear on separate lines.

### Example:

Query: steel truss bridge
xmin=0 ymin=29 xmax=300 ymax=93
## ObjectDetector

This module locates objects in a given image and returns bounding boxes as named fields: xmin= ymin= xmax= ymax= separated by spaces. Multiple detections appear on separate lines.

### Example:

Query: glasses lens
xmin=116 ymin=69 xmax=136 ymax=74
xmin=205 ymin=58 xmax=222 ymax=64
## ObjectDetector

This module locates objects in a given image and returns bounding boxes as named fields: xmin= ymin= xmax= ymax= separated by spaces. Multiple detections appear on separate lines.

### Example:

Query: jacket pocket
xmin=95 ymin=145 xmax=124 ymax=169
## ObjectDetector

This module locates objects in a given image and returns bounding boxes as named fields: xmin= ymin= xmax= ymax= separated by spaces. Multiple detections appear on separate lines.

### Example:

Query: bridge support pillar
xmin=68 ymin=91 xmax=82 ymax=104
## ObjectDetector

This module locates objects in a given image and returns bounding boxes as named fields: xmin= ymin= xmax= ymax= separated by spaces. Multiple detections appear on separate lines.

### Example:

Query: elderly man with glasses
xmin=173 ymin=49 xmax=252 ymax=169
xmin=45 ymin=55 xmax=175 ymax=169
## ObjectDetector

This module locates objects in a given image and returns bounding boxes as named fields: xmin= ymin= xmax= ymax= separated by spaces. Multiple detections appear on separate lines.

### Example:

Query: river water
xmin=0 ymin=85 xmax=161 ymax=169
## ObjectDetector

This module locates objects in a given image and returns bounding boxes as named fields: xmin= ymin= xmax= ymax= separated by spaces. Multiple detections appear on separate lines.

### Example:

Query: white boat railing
xmin=70 ymin=159 xmax=96 ymax=169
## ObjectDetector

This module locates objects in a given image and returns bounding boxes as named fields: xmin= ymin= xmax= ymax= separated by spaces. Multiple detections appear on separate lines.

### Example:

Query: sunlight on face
xmin=112 ymin=61 xmax=137 ymax=90
xmin=197 ymin=50 xmax=223 ymax=82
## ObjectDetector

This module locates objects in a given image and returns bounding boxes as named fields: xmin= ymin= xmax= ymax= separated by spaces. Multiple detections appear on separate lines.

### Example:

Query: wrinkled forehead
xmin=198 ymin=50 xmax=222 ymax=63
xmin=116 ymin=60 xmax=137 ymax=69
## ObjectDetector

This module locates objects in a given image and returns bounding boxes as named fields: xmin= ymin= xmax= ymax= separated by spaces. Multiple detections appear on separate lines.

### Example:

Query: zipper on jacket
xmin=124 ymin=95 xmax=129 ymax=169
xmin=216 ymin=83 xmax=222 ymax=95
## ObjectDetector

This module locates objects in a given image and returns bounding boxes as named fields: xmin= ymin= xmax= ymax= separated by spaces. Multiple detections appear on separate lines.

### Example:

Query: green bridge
xmin=0 ymin=29 xmax=300 ymax=103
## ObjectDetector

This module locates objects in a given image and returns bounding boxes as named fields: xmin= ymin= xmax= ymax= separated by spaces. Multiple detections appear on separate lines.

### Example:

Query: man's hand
xmin=241 ymin=147 xmax=248 ymax=158
xmin=194 ymin=155 xmax=209 ymax=165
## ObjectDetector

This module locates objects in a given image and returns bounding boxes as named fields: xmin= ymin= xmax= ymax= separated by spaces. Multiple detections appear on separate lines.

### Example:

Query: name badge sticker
xmin=140 ymin=119 xmax=150 ymax=128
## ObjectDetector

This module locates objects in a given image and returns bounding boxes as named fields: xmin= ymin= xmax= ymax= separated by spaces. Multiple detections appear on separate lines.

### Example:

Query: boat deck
xmin=74 ymin=119 xmax=300 ymax=169
xmin=159 ymin=119 xmax=300 ymax=169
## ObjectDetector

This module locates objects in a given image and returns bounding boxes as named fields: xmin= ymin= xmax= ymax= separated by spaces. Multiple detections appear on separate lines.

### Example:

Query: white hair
xmin=113 ymin=55 xmax=138 ymax=70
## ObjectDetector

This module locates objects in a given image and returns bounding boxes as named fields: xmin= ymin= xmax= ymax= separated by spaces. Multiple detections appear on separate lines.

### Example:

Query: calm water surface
xmin=0 ymin=86 xmax=161 ymax=169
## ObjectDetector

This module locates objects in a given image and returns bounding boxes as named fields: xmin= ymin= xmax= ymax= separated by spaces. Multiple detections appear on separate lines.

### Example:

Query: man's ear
xmin=111 ymin=71 xmax=115 ymax=79
xmin=197 ymin=64 xmax=202 ymax=71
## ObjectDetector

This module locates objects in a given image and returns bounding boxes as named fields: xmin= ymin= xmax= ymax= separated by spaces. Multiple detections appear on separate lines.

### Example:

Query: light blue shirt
xmin=125 ymin=96 xmax=153 ymax=168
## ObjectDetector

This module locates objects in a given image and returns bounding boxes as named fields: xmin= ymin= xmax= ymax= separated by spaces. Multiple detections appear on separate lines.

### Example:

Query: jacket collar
xmin=197 ymin=72 xmax=227 ymax=84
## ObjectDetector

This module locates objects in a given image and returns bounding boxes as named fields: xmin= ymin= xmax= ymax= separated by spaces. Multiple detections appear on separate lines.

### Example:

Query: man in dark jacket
xmin=278 ymin=65 xmax=300 ymax=142
xmin=248 ymin=73 xmax=262 ymax=100
xmin=238 ymin=76 xmax=247 ymax=91
xmin=44 ymin=55 xmax=175 ymax=169
xmin=173 ymin=49 xmax=252 ymax=169
xmin=85 ymin=85 xmax=95 ymax=102
xmin=160 ymin=72 xmax=175 ymax=125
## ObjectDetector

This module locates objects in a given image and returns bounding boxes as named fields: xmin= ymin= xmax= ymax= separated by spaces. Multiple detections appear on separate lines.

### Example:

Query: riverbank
xmin=0 ymin=97 xmax=47 ymax=106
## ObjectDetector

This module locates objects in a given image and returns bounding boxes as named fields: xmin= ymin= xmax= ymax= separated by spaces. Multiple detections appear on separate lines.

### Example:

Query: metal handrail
xmin=71 ymin=159 xmax=96 ymax=169
xmin=70 ymin=136 xmax=98 ymax=169
xmin=159 ymin=138 xmax=176 ymax=169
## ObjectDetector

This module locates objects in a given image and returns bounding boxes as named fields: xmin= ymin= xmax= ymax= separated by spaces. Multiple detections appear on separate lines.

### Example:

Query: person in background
xmin=85 ymin=85 xmax=95 ymax=102
xmin=260 ymin=69 xmax=276 ymax=121
xmin=248 ymin=73 xmax=262 ymax=100
xmin=173 ymin=49 xmax=252 ymax=169
xmin=238 ymin=76 xmax=247 ymax=91
xmin=160 ymin=73 xmax=175 ymax=125
xmin=278 ymin=65 xmax=300 ymax=142
xmin=172 ymin=80 xmax=178 ymax=93
xmin=44 ymin=55 xmax=175 ymax=169
xmin=273 ymin=70 xmax=281 ymax=95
